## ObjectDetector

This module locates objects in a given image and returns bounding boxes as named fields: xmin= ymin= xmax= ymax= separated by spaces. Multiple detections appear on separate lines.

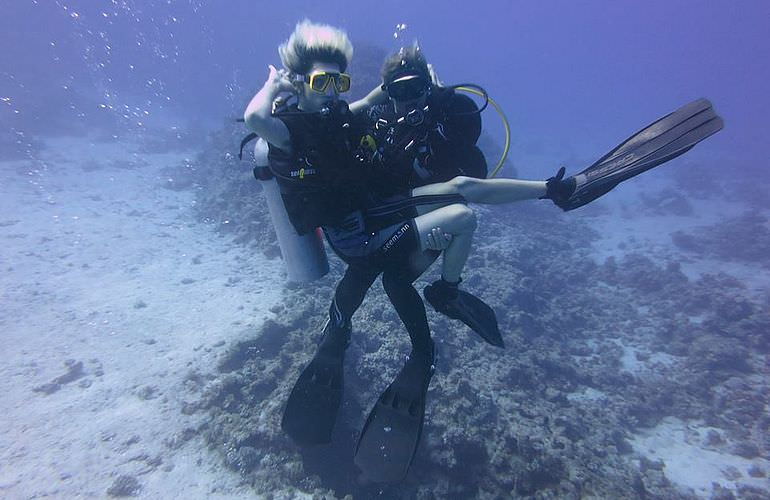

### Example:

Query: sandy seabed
xmin=0 ymin=136 xmax=282 ymax=498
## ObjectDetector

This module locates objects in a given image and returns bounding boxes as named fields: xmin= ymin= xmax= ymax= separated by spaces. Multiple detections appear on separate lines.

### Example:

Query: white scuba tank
xmin=253 ymin=138 xmax=329 ymax=282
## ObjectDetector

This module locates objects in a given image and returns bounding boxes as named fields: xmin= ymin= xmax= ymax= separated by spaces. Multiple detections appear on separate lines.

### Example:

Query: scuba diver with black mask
xmin=244 ymin=21 xmax=724 ymax=483
xmin=353 ymin=45 xmax=505 ymax=348
xmin=362 ymin=45 xmax=488 ymax=190
xmin=343 ymin=45 xmax=724 ymax=479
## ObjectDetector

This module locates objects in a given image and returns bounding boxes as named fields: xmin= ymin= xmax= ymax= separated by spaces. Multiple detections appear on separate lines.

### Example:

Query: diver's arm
xmin=458 ymin=177 xmax=547 ymax=203
xmin=414 ymin=176 xmax=547 ymax=204
xmin=349 ymin=84 xmax=388 ymax=114
xmin=244 ymin=65 xmax=293 ymax=151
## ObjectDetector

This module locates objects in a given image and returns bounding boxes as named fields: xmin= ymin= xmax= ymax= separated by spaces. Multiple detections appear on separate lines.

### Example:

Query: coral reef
xmin=106 ymin=475 xmax=141 ymax=497
xmin=672 ymin=212 xmax=770 ymax=266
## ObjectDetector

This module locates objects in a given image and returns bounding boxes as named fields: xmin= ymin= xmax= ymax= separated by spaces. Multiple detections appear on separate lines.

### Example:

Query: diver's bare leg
xmin=413 ymin=204 xmax=476 ymax=283
xmin=410 ymin=176 xmax=545 ymax=281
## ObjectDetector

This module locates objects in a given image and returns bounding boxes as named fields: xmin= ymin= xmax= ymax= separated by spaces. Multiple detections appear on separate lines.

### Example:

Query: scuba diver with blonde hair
xmin=243 ymin=19 xmax=723 ymax=483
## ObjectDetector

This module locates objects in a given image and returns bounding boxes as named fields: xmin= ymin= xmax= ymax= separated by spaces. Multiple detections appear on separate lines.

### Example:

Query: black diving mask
xmin=384 ymin=74 xmax=430 ymax=101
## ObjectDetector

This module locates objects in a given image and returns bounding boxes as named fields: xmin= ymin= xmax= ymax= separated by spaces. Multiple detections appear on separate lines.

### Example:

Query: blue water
xmin=4 ymin=1 xmax=768 ymax=171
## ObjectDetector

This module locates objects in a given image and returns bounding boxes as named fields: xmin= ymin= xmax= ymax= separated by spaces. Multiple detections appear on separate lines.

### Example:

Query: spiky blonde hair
xmin=278 ymin=19 xmax=353 ymax=75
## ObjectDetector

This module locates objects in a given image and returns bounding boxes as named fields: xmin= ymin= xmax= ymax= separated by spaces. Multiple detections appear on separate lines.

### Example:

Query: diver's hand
xmin=541 ymin=166 xmax=577 ymax=209
xmin=244 ymin=65 xmax=293 ymax=150
xmin=426 ymin=227 xmax=452 ymax=251
xmin=265 ymin=64 xmax=295 ymax=94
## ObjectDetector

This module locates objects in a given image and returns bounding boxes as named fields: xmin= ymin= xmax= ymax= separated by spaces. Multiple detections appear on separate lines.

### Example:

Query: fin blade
xmin=561 ymin=99 xmax=724 ymax=211
xmin=590 ymin=98 xmax=715 ymax=167
xmin=354 ymin=352 xmax=434 ymax=482
xmin=353 ymin=400 xmax=425 ymax=482
xmin=281 ymin=353 xmax=344 ymax=445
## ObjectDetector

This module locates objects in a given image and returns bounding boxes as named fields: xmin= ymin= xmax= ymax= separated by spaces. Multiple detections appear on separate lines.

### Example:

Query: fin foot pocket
xmin=423 ymin=281 xmax=504 ymax=348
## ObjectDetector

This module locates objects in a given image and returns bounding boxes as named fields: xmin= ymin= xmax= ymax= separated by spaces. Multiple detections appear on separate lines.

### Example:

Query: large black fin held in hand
xmin=558 ymin=98 xmax=724 ymax=211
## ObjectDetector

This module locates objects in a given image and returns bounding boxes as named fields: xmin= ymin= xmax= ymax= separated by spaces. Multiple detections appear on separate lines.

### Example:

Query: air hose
xmin=454 ymin=86 xmax=511 ymax=178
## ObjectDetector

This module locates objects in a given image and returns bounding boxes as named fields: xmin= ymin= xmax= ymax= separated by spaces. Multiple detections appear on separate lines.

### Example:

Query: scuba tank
xmin=253 ymin=138 xmax=329 ymax=283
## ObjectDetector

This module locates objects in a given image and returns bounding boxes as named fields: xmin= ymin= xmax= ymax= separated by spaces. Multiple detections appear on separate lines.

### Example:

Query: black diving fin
xmin=281 ymin=320 xmax=350 ymax=445
xmin=423 ymin=280 xmax=504 ymax=348
xmin=354 ymin=346 xmax=435 ymax=482
xmin=552 ymin=98 xmax=724 ymax=211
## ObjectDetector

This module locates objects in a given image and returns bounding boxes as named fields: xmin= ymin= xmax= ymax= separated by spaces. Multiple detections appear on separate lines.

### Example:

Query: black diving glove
xmin=541 ymin=166 xmax=577 ymax=210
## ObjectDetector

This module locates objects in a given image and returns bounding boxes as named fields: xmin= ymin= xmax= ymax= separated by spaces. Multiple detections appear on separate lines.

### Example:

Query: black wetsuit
xmin=324 ymin=87 xmax=486 ymax=264
xmin=320 ymin=88 xmax=486 ymax=352
xmin=267 ymin=103 xmax=436 ymax=352
xmin=365 ymin=86 xmax=486 ymax=195
xmin=267 ymin=104 xmax=368 ymax=235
